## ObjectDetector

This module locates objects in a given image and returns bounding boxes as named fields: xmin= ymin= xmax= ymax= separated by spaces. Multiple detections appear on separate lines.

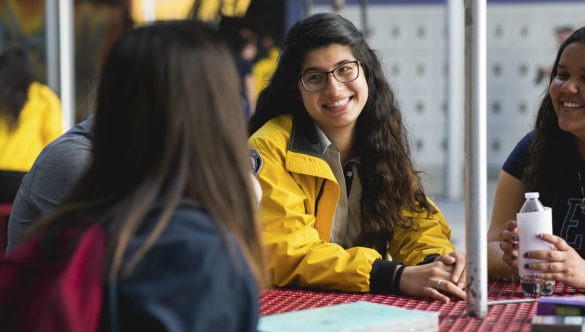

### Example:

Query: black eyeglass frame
xmin=298 ymin=60 xmax=362 ymax=92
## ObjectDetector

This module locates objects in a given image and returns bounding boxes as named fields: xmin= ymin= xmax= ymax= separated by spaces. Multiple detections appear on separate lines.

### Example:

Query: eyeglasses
xmin=298 ymin=60 xmax=361 ymax=92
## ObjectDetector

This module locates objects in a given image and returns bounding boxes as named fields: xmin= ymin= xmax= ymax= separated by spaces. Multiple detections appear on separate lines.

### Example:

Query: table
xmin=260 ymin=280 xmax=583 ymax=331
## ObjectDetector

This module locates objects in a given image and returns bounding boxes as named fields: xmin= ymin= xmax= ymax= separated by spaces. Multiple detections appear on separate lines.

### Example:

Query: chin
xmin=559 ymin=123 xmax=582 ymax=136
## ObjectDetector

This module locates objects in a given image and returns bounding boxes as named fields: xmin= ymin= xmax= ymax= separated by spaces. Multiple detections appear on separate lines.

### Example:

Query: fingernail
xmin=512 ymin=243 xmax=517 ymax=249
xmin=523 ymin=252 xmax=529 ymax=258
xmin=512 ymin=255 xmax=517 ymax=260
xmin=511 ymin=234 xmax=517 ymax=240
xmin=524 ymin=264 xmax=530 ymax=269
xmin=534 ymin=273 xmax=540 ymax=278
xmin=537 ymin=233 xmax=543 ymax=238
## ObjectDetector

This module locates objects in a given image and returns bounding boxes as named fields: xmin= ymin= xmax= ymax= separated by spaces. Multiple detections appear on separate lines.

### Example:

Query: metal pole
xmin=45 ymin=1 xmax=59 ymax=94
xmin=360 ymin=0 xmax=369 ymax=39
xmin=59 ymin=0 xmax=75 ymax=130
xmin=446 ymin=0 xmax=464 ymax=200
xmin=464 ymin=0 xmax=487 ymax=317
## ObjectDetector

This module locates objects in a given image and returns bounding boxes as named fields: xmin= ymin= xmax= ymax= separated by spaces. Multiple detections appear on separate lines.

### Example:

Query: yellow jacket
xmin=249 ymin=114 xmax=455 ymax=292
xmin=0 ymin=82 xmax=62 ymax=171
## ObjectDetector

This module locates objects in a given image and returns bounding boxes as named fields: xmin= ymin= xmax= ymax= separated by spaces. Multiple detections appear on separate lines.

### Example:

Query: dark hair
xmin=524 ymin=27 xmax=585 ymax=201
xmin=30 ymin=20 xmax=266 ymax=286
xmin=249 ymin=13 xmax=433 ymax=255
xmin=0 ymin=48 xmax=33 ymax=129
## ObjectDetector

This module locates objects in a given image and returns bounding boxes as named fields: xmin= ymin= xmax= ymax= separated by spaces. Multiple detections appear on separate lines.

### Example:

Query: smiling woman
xmin=248 ymin=12 xmax=467 ymax=302
xmin=487 ymin=26 xmax=585 ymax=290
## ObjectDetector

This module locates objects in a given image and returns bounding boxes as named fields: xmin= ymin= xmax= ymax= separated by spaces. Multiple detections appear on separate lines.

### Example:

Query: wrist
xmin=393 ymin=264 xmax=406 ymax=293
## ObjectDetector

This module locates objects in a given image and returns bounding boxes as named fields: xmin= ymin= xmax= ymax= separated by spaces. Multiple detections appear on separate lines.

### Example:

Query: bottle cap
xmin=525 ymin=192 xmax=539 ymax=199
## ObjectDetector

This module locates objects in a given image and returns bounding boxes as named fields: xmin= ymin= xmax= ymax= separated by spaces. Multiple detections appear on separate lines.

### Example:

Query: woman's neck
xmin=323 ymin=127 xmax=355 ymax=164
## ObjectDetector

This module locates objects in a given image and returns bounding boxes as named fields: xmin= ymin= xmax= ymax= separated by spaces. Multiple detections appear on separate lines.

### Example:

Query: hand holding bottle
xmin=516 ymin=192 xmax=555 ymax=296
xmin=523 ymin=233 xmax=585 ymax=290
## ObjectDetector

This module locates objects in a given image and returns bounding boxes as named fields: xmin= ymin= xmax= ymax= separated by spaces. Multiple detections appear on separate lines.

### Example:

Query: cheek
xmin=299 ymin=90 xmax=318 ymax=109
xmin=299 ymin=94 xmax=316 ymax=117
xmin=361 ymin=85 xmax=369 ymax=101
xmin=548 ymin=82 xmax=561 ymax=100
xmin=357 ymin=80 xmax=369 ymax=103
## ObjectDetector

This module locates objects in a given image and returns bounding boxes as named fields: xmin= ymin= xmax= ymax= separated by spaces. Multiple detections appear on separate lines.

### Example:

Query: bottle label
xmin=517 ymin=207 xmax=553 ymax=277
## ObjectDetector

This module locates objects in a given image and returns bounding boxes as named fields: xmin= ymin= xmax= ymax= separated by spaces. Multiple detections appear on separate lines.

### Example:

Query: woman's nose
xmin=561 ymin=79 xmax=579 ymax=94
xmin=323 ymin=73 xmax=345 ymax=94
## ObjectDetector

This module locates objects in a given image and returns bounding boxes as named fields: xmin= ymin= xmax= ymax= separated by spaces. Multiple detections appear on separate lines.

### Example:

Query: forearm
xmin=267 ymin=237 xmax=382 ymax=292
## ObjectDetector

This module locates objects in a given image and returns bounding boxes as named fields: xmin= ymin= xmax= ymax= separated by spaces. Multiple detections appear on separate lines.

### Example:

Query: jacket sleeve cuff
xmin=419 ymin=254 xmax=440 ymax=265
xmin=369 ymin=259 xmax=402 ymax=294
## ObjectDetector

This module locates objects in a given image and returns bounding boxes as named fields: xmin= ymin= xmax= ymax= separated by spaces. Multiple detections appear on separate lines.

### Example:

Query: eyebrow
xmin=557 ymin=63 xmax=585 ymax=72
xmin=301 ymin=59 xmax=357 ymax=74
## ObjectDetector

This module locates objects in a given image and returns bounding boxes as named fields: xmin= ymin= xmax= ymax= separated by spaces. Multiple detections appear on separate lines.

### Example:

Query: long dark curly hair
xmin=524 ymin=27 xmax=585 ymax=202
xmin=249 ymin=12 xmax=434 ymax=255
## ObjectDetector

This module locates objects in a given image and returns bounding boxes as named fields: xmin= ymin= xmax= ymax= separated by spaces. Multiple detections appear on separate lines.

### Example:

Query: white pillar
xmin=446 ymin=0 xmax=464 ymax=200
xmin=59 ymin=0 xmax=75 ymax=131
xmin=464 ymin=0 xmax=488 ymax=317
xmin=143 ymin=0 xmax=156 ymax=23
xmin=46 ymin=0 xmax=75 ymax=131
xmin=45 ymin=1 xmax=59 ymax=95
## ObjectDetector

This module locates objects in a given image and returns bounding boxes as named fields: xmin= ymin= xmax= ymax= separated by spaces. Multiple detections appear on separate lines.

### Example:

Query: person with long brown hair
xmin=249 ymin=12 xmax=465 ymax=302
xmin=25 ymin=20 xmax=266 ymax=330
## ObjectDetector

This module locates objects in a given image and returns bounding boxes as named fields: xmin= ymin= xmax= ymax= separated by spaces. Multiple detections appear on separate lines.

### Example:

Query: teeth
xmin=325 ymin=98 xmax=350 ymax=109
xmin=563 ymin=101 xmax=585 ymax=108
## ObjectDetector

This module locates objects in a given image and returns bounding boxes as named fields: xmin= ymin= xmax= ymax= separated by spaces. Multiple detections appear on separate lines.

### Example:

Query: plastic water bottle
xmin=517 ymin=192 xmax=555 ymax=297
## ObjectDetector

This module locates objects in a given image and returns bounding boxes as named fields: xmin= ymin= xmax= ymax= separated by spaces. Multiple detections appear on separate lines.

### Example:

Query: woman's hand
xmin=500 ymin=220 xmax=520 ymax=273
xmin=487 ymin=170 xmax=525 ymax=281
xmin=399 ymin=259 xmax=467 ymax=303
xmin=434 ymin=250 xmax=467 ymax=289
xmin=524 ymin=233 xmax=585 ymax=289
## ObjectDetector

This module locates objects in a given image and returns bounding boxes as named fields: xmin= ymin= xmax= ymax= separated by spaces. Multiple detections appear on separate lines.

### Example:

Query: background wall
xmin=309 ymin=0 xmax=585 ymax=199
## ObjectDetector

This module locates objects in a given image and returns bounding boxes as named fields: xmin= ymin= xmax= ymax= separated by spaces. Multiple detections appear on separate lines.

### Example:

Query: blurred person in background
xmin=235 ymin=34 xmax=258 ymax=119
xmin=252 ymin=32 xmax=280 ymax=97
xmin=231 ymin=23 xmax=258 ymax=119
xmin=6 ymin=115 xmax=93 ymax=251
xmin=7 ymin=113 xmax=263 ymax=252
xmin=0 ymin=48 xmax=61 ymax=203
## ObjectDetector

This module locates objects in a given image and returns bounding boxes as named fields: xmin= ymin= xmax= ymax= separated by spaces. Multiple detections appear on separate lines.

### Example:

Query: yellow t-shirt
xmin=0 ymin=82 xmax=62 ymax=172
xmin=252 ymin=47 xmax=280 ymax=97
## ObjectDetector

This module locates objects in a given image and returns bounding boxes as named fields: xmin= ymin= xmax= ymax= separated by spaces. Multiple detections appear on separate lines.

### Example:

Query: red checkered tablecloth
xmin=260 ymin=280 xmax=583 ymax=331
